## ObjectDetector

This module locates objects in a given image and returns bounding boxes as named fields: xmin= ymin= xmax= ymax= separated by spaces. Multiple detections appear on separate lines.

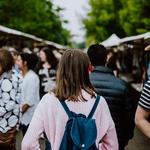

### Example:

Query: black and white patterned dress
xmin=38 ymin=67 xmax=56 ymax=98
xmin=0 ymin=71 xmax=21 ymax=133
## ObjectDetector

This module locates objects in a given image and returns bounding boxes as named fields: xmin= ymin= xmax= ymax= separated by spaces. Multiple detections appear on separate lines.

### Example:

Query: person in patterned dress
xmin=0 ymin=49 xmax=21 ymax=150
xmin=38 ymin=47 xmax=58 ymax=99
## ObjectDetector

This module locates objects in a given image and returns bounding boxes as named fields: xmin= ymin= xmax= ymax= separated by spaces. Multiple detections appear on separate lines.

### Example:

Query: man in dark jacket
xmin=87 ymin=44 xmax=135 ymax=150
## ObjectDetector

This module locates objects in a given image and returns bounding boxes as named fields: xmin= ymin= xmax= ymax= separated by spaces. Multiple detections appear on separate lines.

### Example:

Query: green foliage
xmin=71 ymin=41 xmax=86 ymax=49
xmin=83 ymin=0 xmax=125 ymax=46
xmin=83 ymin=0 xmax=150 ymax=46
xmin=119 ymin=0 xmax=150 ymax=35
xmin=0 ymin=0 xmax=71 ymax=45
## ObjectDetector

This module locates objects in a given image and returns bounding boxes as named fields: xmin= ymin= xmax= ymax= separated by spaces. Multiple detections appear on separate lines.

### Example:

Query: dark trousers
xmin=0 ymin=145 xmax=16 ymax=150
xmin=45 ymin=140 xmax=51 ymax=150
xmin=44 ymin=132 xmax=51 ymax=150
xmin=119 ymin=146 xmax=125 ymax=150
xmin=119 ymin=141 xmax=127 ymax=150
xmin=21 ymin=124 xmax=29 ymax=136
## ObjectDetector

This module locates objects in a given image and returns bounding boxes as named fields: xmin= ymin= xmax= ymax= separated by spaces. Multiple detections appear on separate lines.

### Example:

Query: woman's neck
xmin=43 ymin=62 xmax=51 ymax=69
xmin=22 ymin=67 xmax=29 ymax=77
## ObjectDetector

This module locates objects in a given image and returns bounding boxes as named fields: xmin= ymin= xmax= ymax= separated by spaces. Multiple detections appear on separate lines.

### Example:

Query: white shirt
xmin=20 ymin=70 xmax=40 ymax=126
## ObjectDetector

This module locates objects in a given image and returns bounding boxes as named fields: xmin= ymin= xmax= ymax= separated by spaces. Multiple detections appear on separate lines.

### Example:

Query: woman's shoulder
xmin=96 ymin=95 xmax=109 ymax=111
xmin=99 ymin=95 xmax=106 ymax=104
xmin=26 ymin=70 xmax=39 ymax=80
xmin=39 ymin=92 xmax=59 ymax=107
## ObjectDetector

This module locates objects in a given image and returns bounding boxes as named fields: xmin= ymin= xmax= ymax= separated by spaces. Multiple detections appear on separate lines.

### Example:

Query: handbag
xmin=0 ymin=127 xmax=16 ymax=150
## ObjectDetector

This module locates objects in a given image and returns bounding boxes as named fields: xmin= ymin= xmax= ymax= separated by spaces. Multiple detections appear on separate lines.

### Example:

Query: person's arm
xmin=99 ymin=126 xmax=118 ymax=150
xmin=135 ymin=105 xmax=150 ymax=138
xmin=21 ymin=100 xmax=44 ymax=150
xmin=99 ymin=98 xmax=119 ymax=150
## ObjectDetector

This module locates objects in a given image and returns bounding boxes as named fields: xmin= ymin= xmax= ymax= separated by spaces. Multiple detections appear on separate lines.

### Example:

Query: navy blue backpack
xmin=59 ymin=95 xmax=100 ymax=150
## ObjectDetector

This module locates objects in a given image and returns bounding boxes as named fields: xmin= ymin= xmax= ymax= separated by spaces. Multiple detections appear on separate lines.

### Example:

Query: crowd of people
xmin=0 ymin=44 xmax=149 ymax=150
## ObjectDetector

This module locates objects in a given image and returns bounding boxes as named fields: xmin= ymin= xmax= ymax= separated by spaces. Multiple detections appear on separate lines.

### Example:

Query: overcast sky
xmin=52 ymin=0 xmax=90 ymax=43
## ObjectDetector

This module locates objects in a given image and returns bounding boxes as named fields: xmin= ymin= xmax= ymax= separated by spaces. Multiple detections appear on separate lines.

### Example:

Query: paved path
xmin=16 ymin=130 xmax=45 ymax=150
xmin=126 ymin=127 xmax=150 ymax=150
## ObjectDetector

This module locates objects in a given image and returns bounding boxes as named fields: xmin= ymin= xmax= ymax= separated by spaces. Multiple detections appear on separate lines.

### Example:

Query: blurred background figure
xmin=87 ymin=44 xmax=135 ymax=150
xmin=9 ymin=47 xmax=20 ymax=75
xmin=38 ymin=47 xmax=58 ymax=99
xmin=37 ymin=47 xmax=58 ymax=150
xmin=0 ymin=49 xmax=21 ymax=150
xmin=142 ymin=45 xmax=150 ymax=82
xmin=22 ymin=48 xmax=32 ymax=54
xmin=106 ymin=50 xmax=118 ymax=76
xmin=17 ymin=53 xmax=40 ymax=136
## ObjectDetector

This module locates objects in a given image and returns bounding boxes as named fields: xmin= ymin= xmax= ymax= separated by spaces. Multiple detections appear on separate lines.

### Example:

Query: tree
xmin=119 ymin=0 xmax=150 ymax=35
xmin=0 ymin=0 xmax=71 ymax=45
xmin=83 ymin=0 xmax=124 ymax=46
xmin=83 ymin=0 xmax=150 ymax=46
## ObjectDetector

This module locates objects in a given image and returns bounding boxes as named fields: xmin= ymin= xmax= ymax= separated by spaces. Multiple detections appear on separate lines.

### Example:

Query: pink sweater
xmin=22 ymin=91 xmax=118 ymax=150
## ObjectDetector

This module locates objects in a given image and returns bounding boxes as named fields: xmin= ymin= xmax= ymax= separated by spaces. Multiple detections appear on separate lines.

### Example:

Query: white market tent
xmin=119 ymin=32 xmax=150 ymax=44
xmin=101 ymin=34 xmax=121 ymax=47
xmin=0 ymin=25 xmax=43 ymax=42
xmin=0 ymin=25 xmax=65 ymax=49
xmin=101 ymin=32 xmax=150 ymax=48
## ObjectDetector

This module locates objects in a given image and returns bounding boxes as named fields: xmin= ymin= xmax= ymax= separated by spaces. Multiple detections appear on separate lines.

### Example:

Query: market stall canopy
xmin=101 ymin=34 xmax=121 ymax=47
xmin=120 ymin=32 xmax=150 ymax=44
xmin=0 ymin=25 xmax=65 ymax=49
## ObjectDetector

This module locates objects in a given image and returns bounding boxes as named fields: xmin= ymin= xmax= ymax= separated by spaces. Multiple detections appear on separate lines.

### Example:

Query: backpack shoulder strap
xmin=59 ymin=95 xmax=100 ymax=119
xmin=88 ymin=95 xmax=100 ymax=119
xmin=59 ymin=100 xmax=72 ymax=118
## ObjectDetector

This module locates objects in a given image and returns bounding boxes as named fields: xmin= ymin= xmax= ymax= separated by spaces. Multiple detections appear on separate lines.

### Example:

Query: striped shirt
xmin=139 ymin=80 xmax=150 ymax=109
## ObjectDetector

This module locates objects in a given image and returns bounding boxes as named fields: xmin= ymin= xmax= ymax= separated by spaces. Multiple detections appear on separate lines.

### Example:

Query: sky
xmin=52 ymin=0 xmax=90 ymax=43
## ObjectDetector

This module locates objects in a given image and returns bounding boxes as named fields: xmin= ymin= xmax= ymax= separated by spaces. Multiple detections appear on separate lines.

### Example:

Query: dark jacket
xmin=90 ymin=66 xmax=135 ymax=149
